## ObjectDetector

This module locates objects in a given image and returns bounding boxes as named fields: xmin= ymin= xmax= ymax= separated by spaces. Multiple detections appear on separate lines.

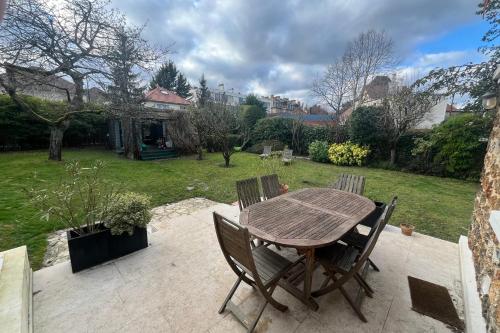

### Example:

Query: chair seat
xmin=252 ymin=246 xmax=293 ymax=286
xmin=316 ymin=243 xmax=359 ymax=273
xmin=341 ymin=231 xmax=369 ymax=250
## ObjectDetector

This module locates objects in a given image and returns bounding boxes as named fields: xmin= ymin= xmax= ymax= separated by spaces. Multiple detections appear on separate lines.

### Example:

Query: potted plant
xmin=27 ymin=161 xmax=151 ymax=273
xmin=400 ymin=223 xmax=415 ymax=236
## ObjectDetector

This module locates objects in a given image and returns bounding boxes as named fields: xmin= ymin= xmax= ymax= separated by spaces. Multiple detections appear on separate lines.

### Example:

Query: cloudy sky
xmin=112 ymin=0 xmax=487 ymax=105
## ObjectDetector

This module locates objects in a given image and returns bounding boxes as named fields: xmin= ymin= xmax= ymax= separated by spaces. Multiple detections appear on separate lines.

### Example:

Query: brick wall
xmin=469 ymin=102 xmax=500 ymax=332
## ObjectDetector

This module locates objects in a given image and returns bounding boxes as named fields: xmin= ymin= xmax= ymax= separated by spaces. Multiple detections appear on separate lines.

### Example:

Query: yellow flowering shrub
xmin=328 ymin=142 xmax=370 ymax=166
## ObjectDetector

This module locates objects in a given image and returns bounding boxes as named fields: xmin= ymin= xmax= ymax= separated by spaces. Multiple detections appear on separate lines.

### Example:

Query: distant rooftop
xmin=145 ymin=87 xmax=190 ymax=105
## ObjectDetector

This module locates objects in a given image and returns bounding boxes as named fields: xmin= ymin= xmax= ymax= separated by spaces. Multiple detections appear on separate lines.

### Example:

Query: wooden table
xmin=239 ymin=188 xmax=375 ymax=310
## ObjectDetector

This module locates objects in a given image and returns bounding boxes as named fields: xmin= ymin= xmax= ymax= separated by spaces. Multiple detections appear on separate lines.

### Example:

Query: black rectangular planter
xmin=67 ymin=224 xmax=148 ymax=273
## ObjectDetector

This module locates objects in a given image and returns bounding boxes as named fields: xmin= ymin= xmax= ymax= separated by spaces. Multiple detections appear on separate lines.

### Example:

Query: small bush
xmin=308 ymin=140 xmax=330 ymax=163
xmin=328 ymin=142 xmax=370 ymax=166
xmin=105 ymin=192 xmax=152 ymax=236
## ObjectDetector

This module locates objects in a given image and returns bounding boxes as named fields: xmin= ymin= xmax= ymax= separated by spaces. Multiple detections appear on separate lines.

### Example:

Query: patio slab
xmin=33 ymin=200 xmax=463 ymax=333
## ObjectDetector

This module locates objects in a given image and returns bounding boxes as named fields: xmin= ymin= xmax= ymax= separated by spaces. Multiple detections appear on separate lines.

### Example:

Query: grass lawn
xmin=0 ymin=148 xmax=478 ymax=270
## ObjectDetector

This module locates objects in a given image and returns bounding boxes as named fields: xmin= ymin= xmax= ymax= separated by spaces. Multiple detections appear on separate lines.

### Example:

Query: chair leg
xmin=354 ymin=274 xmax=373 ymax=298
xmin=247 ymin=299 xmax=269 ymax=333
xmin=368 ymin=258 xmax=380 ymax=272
xmin=219 ymin=275 xmax=243 ymax=314
xmin=260 ymin=284 xmax=288 ymax=312
xmin=339 ymin=285 xmax=367 ymax=322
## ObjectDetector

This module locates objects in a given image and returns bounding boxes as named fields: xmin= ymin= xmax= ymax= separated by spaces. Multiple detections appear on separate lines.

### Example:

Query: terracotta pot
xmin=400 ymin=223 xmax=415 ymax=236
xmin=279 ymin=184 xmax=289 ymax=194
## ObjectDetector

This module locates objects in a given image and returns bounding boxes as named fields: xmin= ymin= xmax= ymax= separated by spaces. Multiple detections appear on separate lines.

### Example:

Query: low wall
xmin=0 ymin=246 xmax=33 ymax=333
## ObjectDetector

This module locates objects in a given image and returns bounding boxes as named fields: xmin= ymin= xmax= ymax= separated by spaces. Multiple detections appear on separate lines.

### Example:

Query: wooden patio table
xmin=239 ymin=187 xmax=375 ymax=310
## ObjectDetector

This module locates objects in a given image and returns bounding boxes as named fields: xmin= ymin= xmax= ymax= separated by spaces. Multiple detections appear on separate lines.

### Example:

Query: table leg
xmin=304 ymin=248 xmax=319 ymax=311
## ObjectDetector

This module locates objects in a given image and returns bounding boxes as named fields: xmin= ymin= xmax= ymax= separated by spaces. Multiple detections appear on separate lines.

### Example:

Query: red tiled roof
xmin=145 ymin=87 xmax=190 ymax=105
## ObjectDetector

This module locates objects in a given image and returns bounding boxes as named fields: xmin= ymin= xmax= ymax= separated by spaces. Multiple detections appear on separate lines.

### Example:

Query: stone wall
xmin=469 ymin=101 xmax=500 ymax=332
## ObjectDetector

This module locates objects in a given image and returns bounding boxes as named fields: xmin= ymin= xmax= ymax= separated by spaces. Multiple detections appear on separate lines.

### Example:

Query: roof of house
xmin=145 ymin=87 xmax=190 ymax=105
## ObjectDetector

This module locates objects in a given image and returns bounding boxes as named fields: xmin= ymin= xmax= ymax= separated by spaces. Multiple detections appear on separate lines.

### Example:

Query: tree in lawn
xmin=188 ymin=105 xmax=208 ymax=160
xmin=107 ymin=26 xmax=159 ymax=160
xmin=196 ymin=74 xmax=211 ymax=107
xmin=149 ymin=60 xmax=178 ymax=90
xmin=416 ymin=1 xmax=498 ymax=112
xmin=204 ymin=102 xmax=240 ymax=167
xmin=175 ymin=73 xmax=191 ymax=98
xmin=0 ymin=0 xmax=117 ymax=161
xmin=382 ymin=81 xmax=437 ymax=165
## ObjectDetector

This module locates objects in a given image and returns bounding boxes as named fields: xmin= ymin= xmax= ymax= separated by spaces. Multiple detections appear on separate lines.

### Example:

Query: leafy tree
xmin=349 ymin=106 xmax=387 ymax=156
xmin=149 ymin=60 xmax=178 ymax=90
xmin=175 ymin=73 xmax=191 ymax=98
xmin=244 ymin=94 xmax=267 ymax=113
xmin=416 ymin=1 xmax=498 ymax=111
xmin=197 ymin=74 xmax=211 ymax=107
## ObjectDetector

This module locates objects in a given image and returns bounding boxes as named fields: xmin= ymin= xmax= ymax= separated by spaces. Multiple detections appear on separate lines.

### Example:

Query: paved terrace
xmin=34 ymin=199 xmax=463 ymax=332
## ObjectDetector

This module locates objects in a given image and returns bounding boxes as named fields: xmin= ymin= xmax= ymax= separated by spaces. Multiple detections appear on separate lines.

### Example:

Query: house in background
xmin=339 ymin=75 xmax=448 ymax=129
xmin=108 ymin=87 xmax=190 ymax=160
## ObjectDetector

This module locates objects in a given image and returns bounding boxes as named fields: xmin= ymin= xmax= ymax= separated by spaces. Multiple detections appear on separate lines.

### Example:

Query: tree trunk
xmin=390 ymin=147 xmax=397 ymax=165
xmin=48 ymin=121 xmax=69 ymax=161
xmin=122 ymin=117 xmax=141 ymax=160
xmin=197 ymin=146 xmax=203 ymax=160
xmin=223 ymin=151 xmax=230 ymax=167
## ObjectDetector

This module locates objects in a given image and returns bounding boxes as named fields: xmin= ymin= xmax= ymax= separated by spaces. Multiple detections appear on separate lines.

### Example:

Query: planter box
xmin=67 ymin=224 xmax=148 ymax=273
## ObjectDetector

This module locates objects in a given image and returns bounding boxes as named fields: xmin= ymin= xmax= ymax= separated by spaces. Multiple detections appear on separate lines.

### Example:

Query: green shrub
xmin=253 ymin=117 xmax=294 ymax=147
xmin=412 ymin=113 xmax=492 ymax=180
xmin=349 ymin=106 xmax=388 ymax=159
xmin=105 ymin=192 xmax=152 ymax=236
xmin=308 ymin=140 xmax=330 ymax=163
xmin=328 ymin=141 xmax=370 ymax=166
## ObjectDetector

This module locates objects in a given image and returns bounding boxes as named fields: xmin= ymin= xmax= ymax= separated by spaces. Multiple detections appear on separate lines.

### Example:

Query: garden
xmin=0 ymin=148 xmax=478 ymax=270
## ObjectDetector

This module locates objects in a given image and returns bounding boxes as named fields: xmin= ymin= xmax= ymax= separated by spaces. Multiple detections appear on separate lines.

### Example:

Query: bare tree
xmin=382 ymin=78 xmax=438 ymax=165
xmin=203 ymin=102 xmax=240 ymax=167
xmin=344 ymin=30 xmax=396 ymax=110
xmin=311 ymin=56 xmax=352 ymax=117
xmin=0 ymin=0 xmax=119 ymax=160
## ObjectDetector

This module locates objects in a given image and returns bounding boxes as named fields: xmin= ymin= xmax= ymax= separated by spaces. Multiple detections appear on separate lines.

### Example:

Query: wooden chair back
xmin=332 ymin=174 xmax=365 ymax=196
xmin=236 ymin=177 xmax=261 ymax=211
xmin=261 ymin=174 xmax=281 ymax=200
xmin=262 ymin=146 xmax=272 ymax=155
xmin=356 ymin=197 xmax=397 ymax=269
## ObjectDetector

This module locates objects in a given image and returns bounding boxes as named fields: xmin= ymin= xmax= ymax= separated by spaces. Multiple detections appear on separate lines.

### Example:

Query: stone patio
xmin=33 ymin=200 xmax=463 ymax=333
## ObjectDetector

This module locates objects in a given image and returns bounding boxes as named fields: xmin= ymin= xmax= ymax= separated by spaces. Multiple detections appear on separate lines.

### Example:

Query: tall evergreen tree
xmin=197 ymin=73 xmax=210 ymax=107
xmin=149 ymin=60 xmax=178 ymax=90
xmin=175 ymin=73 xmax=191 ymax=98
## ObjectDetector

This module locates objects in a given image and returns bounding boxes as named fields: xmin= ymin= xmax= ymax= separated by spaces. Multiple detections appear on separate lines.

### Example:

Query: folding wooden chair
xmin=341 ymin=197 xmax=398 ymax=272
xmin=236 ymin=177 xmax=261 ymax=211
xmin=312 ymin=202 xmax=395 ymax=322
xmin=260 ymin=174 xmax=281 ymax=200
xmin=213 ymin=213 xmax=303 ymax=333
xmin=282 ymin=149 xmax=293 ymax=165
xmin=259 ymin=146 xmax=272 ymax=159
xmin=331 ymin=173 xmax=366 ymax=196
